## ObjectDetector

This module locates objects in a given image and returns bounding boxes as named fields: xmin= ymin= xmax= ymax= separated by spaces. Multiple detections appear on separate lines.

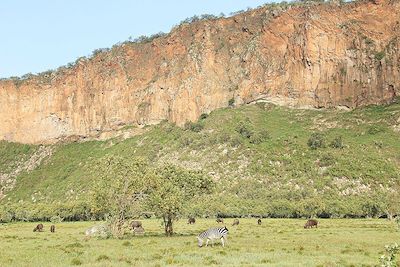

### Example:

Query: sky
xmin=0 ymin=0 xmax=273 ymax=78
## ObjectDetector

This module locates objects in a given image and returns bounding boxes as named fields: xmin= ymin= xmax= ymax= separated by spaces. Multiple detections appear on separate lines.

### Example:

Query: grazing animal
xmin=216 ymin=218 xmax=224 ymax=223
xmin=232 ymin=219 xmax=239 ymax=226
xmin=131 ymin=220 xmax=142 ymax=230
xmin=133 ymin=226 xmax=145 ymax=235
xmin=187 ymin=217 xmax=196 ymax=224
xmin=33 ymin=224 xmax=44 ymax=232
xmin=304 ymin=219 xmax=318 ymax=229
xmin=257 ymin=219 xmax=262 ymax=225
xmin=197 ymin=227 xmax=229 ymax=247
xmin=50 ymin=225 xmax=55 ymax=233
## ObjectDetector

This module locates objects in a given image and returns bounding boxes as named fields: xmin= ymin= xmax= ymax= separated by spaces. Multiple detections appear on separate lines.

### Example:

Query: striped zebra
xmin=197 ymin=226 xmax=229 ymax=247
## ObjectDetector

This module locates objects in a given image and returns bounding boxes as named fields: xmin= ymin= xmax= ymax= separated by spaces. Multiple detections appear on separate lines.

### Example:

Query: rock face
xmin=0 ymin=0 xmax=399 ymax=144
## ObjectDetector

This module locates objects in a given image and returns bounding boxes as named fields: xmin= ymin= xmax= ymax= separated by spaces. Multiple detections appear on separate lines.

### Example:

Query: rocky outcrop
xmin=0 ymin=0 xmax=399 ymax=144
xmin=0 ymin=146 xmax=53 ymax=199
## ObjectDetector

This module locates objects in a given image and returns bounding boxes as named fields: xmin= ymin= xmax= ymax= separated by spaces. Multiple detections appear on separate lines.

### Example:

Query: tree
xmin=90 ymin=156 xmax=214 ymax=237
xmin=90 ymin=156 xmax=153 ymax=238
xmin=147 ymin=165 xmax=214 ymax=236
xmin=382 ymin=185 xmax=400 ymax=220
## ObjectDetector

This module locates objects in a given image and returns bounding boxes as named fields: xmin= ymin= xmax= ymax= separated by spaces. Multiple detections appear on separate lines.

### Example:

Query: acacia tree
xmin=90 ymin=156 xmax=153 ymax=238
xmin=147 ymin=165 xmax=214 ymax=236
xmin=382 ymin=184 xmax=400 ymax=220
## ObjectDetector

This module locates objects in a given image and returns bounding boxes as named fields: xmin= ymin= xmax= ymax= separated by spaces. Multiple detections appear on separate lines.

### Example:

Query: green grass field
xmin=0 ymin=219 xmax=398 ymax=266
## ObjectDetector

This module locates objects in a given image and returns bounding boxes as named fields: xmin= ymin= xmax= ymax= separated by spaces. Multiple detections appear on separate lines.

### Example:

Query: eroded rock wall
xmin=0 ymin=0 xmax=399 ymax=143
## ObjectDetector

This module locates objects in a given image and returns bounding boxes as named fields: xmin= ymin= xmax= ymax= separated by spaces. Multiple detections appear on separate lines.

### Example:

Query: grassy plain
xmin=0 ymin=219 xmax=399 ymax=266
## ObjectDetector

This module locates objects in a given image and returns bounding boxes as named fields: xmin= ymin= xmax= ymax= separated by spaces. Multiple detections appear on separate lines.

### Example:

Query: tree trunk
xmin=164 ymin=215 xmax=173 ymax=236
xmin=388 ymin=212 xmax=393 ymax=221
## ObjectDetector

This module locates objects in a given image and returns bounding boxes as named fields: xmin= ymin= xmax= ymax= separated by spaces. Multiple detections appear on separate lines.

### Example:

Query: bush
xmin=96 ymin=255 xmax=110 ymax=261
xmin=0 ymin=207 xmax=13 ymax=223
xmin=228 ymin=136 xmax=243 ymax=147
xmin=307 ymin=133 xmax=325 ymax=149
xmin=228 ymin=98 xmax=235 ymax=107
xmin=199 ymin=113 xmax=209 ymax=120
xmin=91 ymin=48 xmax=110 ymax=57
xmin=329 ymin=136 xmax=343 ymax=149
xmin=380 ymin=243 xmax=399 ymax=267
xmin=235 ymin=121 xmax=254 ymax=139
xmin=375 ymin=51 xmax=385 ymax=61
xmin=71 ymin=258 xmax=82 ymax=266
xmin=184 ymin=121 xmax=204 ymax=132
xmin=179 ymin=136 xmax=193 ymax=147
xmin=249 ymin=130 xmax=270 ymax=144
xmin=50 ymin=215 xmax=63 ymax=223
xmin=319 ymin=154 xmax=335 ymax=167
xmin=368 ymin=125 xmax=386 ymax=135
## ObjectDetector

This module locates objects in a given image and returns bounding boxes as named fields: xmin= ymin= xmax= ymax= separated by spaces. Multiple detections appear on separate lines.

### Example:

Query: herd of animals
xmin=31 ymin=218 xmax=318 ymax=247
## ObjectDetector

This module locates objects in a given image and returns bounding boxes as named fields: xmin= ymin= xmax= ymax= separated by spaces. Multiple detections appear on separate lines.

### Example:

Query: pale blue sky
xmin=0 ymin=0 xmax=273 ymax=78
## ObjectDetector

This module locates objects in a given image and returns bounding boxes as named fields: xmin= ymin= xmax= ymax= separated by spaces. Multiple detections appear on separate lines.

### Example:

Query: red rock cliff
xmin=0 ymin=0 xmax=399 ymax=143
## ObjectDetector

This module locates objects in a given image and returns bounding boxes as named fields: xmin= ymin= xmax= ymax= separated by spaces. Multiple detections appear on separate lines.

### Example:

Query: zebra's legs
xmin=206 ymin=239 xmax=210 ymax=247
xmin=221 ymin=237 xmax=225 ymax=247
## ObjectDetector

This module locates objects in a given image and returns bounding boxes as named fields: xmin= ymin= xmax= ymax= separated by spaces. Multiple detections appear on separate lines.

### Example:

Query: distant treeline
xmin=0 ymin=192 xmax=397 ymax=223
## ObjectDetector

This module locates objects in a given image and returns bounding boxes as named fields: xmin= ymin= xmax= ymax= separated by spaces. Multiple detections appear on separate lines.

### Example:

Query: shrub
xmin=0 ymin=208 xmax=13 ymax=223
xmin=319 ymin=154 xmax=335 ymax=167
xmin=307 ymin=133 xmax=325 ymax=149
xmin=50 ymin=215 xmax=63 ymax=223
xmin=380 ymin=243 xmax=399 ymax=267
xmin=375 ymin=51 xmax=385 ymax=61
xmin=368 ymin=125 xmax=386 ymax=135
xmin=329 ymin=136 xmax=343 ymax=149
xmin=184 ymin=121 xmax=204 ymax=132
xmin=199 ymin=113 xmax=209 ymax=120
xmin=133 ymin=35 xmax=151 ymax=43
xmin=122 ymin=241 xmax=132 ymax=247
xmin=71 ymin=258 xmax=82 ymax=266
xmin=91 ymin=48 xmax=110 ymax=57
xmin=235 ymin=121 xmax=254 ymax=139
xmin=200 ymin=14 xmax=218 ymax=20
xmin=228 ymin=136 xmax=243 ymax=147
xmin=228 ymin=98 xmax=235 ymax=107
xmin=249 ymin=130 xmax=270 ymax=144
xmin=96 ymin=255 xmax=110 ymax=261
xmin=179 ymin=136 xmax=193 ymax=147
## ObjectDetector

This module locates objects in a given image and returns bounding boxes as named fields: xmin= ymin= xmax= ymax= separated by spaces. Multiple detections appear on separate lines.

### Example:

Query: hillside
xmin=1 ymin=100 xmax=399 ymax=220
xmin=0 ymin=0 xmax=399 ymax=144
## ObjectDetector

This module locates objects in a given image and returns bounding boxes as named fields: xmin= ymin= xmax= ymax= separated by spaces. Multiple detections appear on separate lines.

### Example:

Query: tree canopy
xmin=147 ymin=164 xmax=214 ymax=235
xmin=90 ymin=155 xmax=214 ymax=237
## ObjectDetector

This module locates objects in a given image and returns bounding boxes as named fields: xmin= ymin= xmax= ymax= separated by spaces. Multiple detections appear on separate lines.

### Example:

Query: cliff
xmin=0 ymin=0 xmax=399 ymax=144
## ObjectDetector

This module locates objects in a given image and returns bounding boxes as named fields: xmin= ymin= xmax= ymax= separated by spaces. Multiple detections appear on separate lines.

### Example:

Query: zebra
xmin=197 ymin=227 xmax=229 ymax=247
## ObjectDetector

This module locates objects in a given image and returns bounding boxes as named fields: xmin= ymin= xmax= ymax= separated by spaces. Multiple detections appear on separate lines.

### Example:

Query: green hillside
xmin=1 ymin=100 xmax=399 ymax=221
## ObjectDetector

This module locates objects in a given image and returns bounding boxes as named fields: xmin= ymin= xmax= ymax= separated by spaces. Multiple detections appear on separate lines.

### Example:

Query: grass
xmin=0 ymin=141 xmax=37 ymax=174
xmin=0 ymin=219 xmax=399 ymax=266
